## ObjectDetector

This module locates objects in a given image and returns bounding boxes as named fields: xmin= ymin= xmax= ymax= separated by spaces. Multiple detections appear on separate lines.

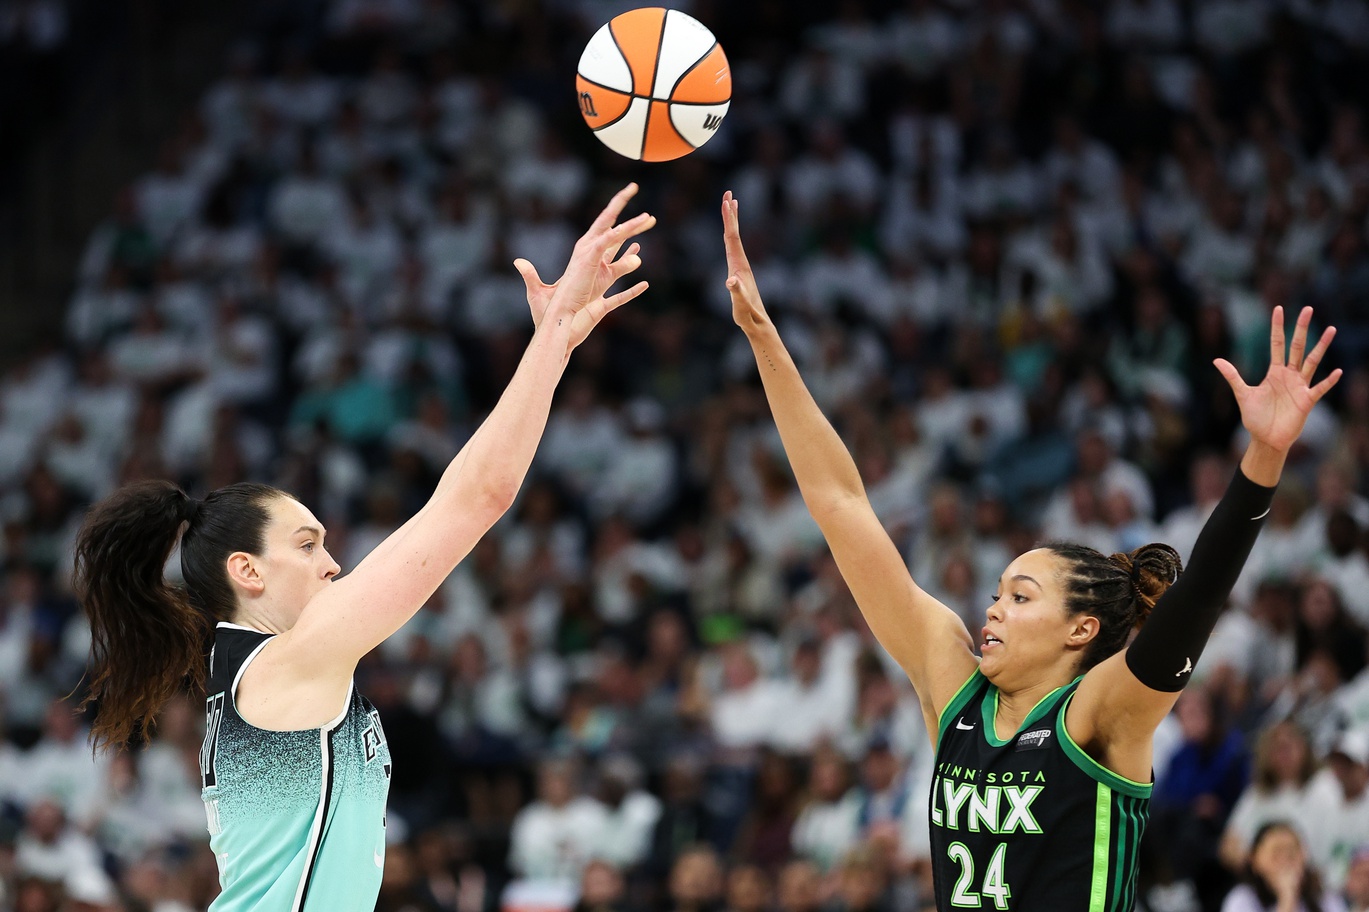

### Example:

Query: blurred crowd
xmin=2 ymin=0 xmax=1369 ymax=910
xmin=0 ymin=0 xmax=68 ymax=179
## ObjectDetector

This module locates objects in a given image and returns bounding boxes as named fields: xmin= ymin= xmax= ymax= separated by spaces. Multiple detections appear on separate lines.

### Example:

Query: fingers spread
xmin=1312 ymin=368 xmax=1344 ymax=403
xmin=603 ymin=212 xmax=656 ymax=249
xmin=590 ymin=182 xmax=639 ymax=234
xmin=607 ymin=252 xmax=643 ymax=283
xmin=1288 ymin=305 xmax=1313 ymax=370
xmin=1270 ymin=305 xmax=1286 ymax=367
xmin=513 ymin=258 xmax=543 ymax=289
xmin=604 ymin=280 xmax=649 ymax=313
xmin=1301 ymin=325 xmax=1336 ymax=382
xmin=1213 ymin=358 xmax=1248 ymax=395
xmin=601 ymin=239 xmax=640 ymax=271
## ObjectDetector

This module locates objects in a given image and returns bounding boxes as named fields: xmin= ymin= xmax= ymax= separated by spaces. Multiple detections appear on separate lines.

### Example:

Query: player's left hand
xmin=721 ymin=191 xmax=774 ymax=334
xmin=515 ymin=182 xmax=653 ymax=351
xmin=1214 ymin=305 xmax=1341 ymax=453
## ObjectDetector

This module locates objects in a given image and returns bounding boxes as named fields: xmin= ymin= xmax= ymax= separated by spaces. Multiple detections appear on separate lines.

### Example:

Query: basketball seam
xmin=606 ymin=19 xmax=636 ymax=95
xmin=648 ymin=10 xmax=671 ymax=100
xmin=641 ymin=9 xmax=671 ymax=159
xmin=593 ymin=96 xmax=644 ymax=136
xmin=666 ymin=102 xmax=715 ymax=154
xmin=648 ymin=100 xmax=694 ymax=160
xmin=665 ymin=39 xmax=722 ymax=102
xmin=577 ymin=77 xmax=640 ymax=131
xmin=578 ymin=73 xmax=632 ymax=96
xmin=663 ymin=99 xmax=733 ymax=108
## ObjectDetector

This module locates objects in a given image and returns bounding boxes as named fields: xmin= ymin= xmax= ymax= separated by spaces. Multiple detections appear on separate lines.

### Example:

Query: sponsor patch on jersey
xmin=1015 ymin=728 xmax=1053 ymax=751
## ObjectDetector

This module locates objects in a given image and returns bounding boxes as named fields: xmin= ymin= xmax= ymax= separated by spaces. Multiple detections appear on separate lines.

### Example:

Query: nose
xmin=323 ymin=552 xmax=341 ymax=580
xmin=985 ymin=600 xmax=1004 ymax=624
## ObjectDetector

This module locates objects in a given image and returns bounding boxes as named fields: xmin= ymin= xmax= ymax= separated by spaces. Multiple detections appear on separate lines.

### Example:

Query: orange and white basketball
xmin=576 ymin=7 xmax=731 ymax=162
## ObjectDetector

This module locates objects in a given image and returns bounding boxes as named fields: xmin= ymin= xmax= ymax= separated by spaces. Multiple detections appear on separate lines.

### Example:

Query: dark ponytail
xmin=75 ymin=480 xmax=283 ymax=751
xmin=1042 ymin=541 xmax=1183 ymax=672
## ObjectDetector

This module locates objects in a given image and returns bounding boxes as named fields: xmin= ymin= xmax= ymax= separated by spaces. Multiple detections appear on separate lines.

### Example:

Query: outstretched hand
xmin=515 ymin=182 xmax=655 ymax=351
xmin=721 ymin=191 xmax=772 ymax=332
xmin=1214 ymin=305 xmax=1341 ymax=453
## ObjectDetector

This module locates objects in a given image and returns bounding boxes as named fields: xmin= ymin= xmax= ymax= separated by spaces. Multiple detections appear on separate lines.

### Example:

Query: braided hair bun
xmin=1109 ymin=543 xmax=1183 ymax=627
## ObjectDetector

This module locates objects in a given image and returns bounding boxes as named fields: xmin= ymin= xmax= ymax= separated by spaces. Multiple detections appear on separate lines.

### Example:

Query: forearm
xmin=439 ymin=319 xmax=574 ymax=508
xmin=1125 ymin=464 xmax=1276 ymax=690
xmin=743 ymin=320 xmax=866 ymax=510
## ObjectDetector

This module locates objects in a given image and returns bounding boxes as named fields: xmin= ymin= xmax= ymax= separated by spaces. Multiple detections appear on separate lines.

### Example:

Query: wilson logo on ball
xmin=576 ymin=7 xmax=731 ymax=162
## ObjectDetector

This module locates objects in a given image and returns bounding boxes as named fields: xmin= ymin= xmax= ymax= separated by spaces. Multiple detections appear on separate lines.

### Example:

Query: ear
xmin=225 ymin=551 xmax=264 ymax=595
xmin=1067 ymin=614 xmax=1100 ymax=648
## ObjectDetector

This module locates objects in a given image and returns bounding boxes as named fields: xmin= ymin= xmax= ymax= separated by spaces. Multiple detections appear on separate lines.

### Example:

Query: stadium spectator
xmin=1304 ymin=729 xmax=1369 ymax=892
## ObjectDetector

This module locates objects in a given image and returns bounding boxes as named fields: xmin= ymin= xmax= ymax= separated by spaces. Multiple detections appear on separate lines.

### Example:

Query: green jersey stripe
xmin=1089 ymin=782 xmax=1111 ymax=912
xmin=1126 ymin=798 xmax=1149 ymax=911
xmin=1110 ymin=793 xmax=1129 ymax=912
xmin=1057 ymin=694 xmax=1153 ymax=798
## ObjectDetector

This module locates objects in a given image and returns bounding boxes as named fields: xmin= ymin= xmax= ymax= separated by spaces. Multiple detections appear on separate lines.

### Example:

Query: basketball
xmin=576 ymin=7 xmax=731 ymax=162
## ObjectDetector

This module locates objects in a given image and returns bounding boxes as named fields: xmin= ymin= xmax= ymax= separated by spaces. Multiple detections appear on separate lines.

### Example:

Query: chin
xmin=978 ymin=652 xmax=1014 ymax=686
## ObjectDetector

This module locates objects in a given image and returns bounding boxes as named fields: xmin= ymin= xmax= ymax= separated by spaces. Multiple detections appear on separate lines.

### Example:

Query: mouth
xmin=981 ymin=627 xmax=1003 ymax=650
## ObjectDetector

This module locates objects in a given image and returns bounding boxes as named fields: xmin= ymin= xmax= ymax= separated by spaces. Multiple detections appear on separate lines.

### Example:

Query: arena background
xmin=1 ymin=1 xmax=1368 ymax=911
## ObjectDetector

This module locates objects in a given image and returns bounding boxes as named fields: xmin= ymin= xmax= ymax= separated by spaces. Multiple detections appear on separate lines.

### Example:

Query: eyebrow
xmin=1010 ymin=574 xmax=1041 ymax=588
xmin=294 ymin=525 xmax=326 ymax=540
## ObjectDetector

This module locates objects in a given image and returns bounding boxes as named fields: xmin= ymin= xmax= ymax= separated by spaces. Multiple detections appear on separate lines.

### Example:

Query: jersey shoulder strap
xmin=207 ymin=622 xmax=275 ymax=699
xmin=935 ymin=666 xmax=990 ymax=745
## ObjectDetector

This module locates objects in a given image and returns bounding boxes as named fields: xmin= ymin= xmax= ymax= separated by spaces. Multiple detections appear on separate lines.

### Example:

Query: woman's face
xmin=1250 ymin=826 xmax=1305 ymax=886
xmin=981 ymin=550 xmax=1092 ymax=686
xmin=251 ymin=497 xmax=341 ymax=626
xmin=1268 ymin=725 xmax=1308 ymax=784
xmin=1299 ymin=582 xmax=1338 ymax=630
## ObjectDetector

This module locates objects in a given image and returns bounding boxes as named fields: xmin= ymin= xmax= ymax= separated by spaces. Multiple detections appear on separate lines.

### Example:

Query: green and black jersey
xmin=929 ymin=669 xmax=1151 ymax=912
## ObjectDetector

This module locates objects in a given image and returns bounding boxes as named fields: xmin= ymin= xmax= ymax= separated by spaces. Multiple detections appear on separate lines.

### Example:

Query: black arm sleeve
xmin=1124 ymin=468 xmax=1276 ymax=692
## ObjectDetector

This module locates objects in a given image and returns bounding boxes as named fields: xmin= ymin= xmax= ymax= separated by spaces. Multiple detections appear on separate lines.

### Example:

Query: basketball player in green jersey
xmin=73 ymin=184 xmax=655 ymax=912
xmin=720 ymin=191 xmax=1341 ymax=911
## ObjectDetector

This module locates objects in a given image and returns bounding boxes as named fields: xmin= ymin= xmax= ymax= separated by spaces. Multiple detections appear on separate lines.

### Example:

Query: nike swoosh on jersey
xmin=956 ymin=718 xmax=975 ymax=730
xmin=1250 ymin=507 xmax=1271 ymax=520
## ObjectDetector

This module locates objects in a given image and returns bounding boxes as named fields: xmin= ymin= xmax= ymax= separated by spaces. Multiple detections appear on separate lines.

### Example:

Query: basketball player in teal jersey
xmin=720 ymin=191 xmax=1341 ymax=911
xmin=73 ymin=184 xmax=655 ymax=912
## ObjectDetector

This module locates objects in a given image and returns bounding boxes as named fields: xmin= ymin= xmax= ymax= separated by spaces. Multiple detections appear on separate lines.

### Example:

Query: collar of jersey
xmin=981 ymin=674 xmax=1082 ymax=747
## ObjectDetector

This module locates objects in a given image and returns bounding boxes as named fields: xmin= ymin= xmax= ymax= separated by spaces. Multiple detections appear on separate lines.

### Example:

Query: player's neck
xmin=994 ymin=677 xmax=1069 ymax=740
xmin=228 ymin=606 xmax=287 ymax=635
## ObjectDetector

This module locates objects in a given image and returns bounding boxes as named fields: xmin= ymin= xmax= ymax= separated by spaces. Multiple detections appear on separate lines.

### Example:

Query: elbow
xmin=471 ymin=482 xmax=518 ymax=523
xmin=807 ymin=489 xmax=867 ymax=523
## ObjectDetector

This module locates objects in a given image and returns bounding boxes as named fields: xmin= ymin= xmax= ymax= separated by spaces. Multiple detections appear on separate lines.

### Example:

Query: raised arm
xmin=1069 ymin=305 xmax=1341 ymax=779
xmin=280 ymin=185 xmax=654 ymax=681
xmin=721 ymin=192 xmax=977 ymax=729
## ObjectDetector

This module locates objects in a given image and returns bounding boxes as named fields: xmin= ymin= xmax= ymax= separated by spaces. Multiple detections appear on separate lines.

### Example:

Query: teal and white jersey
xmin=200 ymin=623 xmax=392 ymax=912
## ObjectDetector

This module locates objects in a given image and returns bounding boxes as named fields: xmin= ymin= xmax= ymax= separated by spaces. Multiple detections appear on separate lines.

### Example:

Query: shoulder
xmin=208 ymin=624 xmax=274 ymax=680
xmin=932 ymin=667 xmax=988 ymax=745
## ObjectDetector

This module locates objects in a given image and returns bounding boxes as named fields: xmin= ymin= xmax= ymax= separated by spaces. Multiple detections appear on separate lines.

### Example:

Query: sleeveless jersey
xmin=929 ymin=669 xmax=1151 ymax=912
xmin=200 ymin=623 xmax=392 ymax=912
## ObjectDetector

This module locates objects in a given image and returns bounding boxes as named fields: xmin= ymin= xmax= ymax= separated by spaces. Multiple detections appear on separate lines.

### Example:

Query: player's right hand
xmin=514 ymin=183 xmax=654 ymax=351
